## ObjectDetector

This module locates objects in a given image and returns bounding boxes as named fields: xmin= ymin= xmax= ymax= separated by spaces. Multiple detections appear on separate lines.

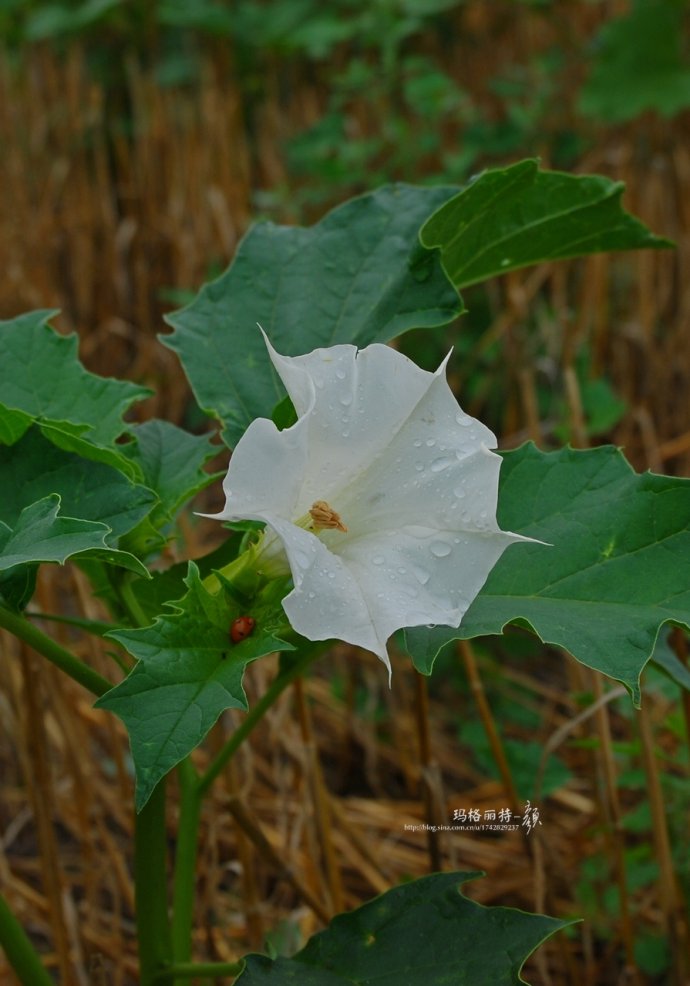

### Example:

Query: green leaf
xmin=127 ymin=536 xmax=247 ymax=624
xmin=650 ymin=629 xmax=690 ymax=693
xmin=0 ymin=310 xmax=151 ymax=478
xmin=0 ymin=429 xmax=156 ymax=538
xmin=162 ymin=184 xmax=462 ymax=447
xmin=236 ymin=872 xmax=571 ymax=985
xmin=405 ymin=444 xmax=690 ymax=706
xmin=579 ymin=0 xmax=690 ymax=123
xmin=0 ymin=496 xmax=110 ymax=570
xmin=0 ymin=564 xmax=38 ymax=611
xmin=121 ymin=420 xmax=221 ymax=523
xmin=0 ymin=429 xmax=156 ymax=581
xmin=421 ymin=159 xmax=672 ymax=290
xmin=96 ymin=563 xmax=294 ymax=810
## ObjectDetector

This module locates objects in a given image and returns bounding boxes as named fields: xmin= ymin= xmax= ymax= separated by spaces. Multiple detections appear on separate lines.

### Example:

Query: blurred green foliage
xmin=579 ymin=0 xmax=690 ymax=123
xmin=3 ymin=0 xmax=688 ymax=212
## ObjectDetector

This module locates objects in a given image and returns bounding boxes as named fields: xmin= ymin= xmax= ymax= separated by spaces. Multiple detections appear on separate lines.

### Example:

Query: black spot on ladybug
xmin=230 ymin=615 xmax=256 ymax=643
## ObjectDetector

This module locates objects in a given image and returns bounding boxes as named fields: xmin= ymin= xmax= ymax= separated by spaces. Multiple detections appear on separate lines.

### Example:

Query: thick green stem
xmin=167 ymin=645 xmax=323 ymax=979
xmin=0 ymin=890 xmax=55 ymax=986
xmin=197 ymin=643 xmax=322 ymax=798
xmin=0 ymin=604 xmax=111 ymax=697
xmin=171 ymin=758 xmax=203 ymax=970
xmin=136 ymin=777 xmax=173 ymax=986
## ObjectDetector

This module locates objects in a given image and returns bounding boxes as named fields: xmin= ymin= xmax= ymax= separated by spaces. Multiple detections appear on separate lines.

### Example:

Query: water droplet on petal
xmin=335 ymin=367 xmax=346 ymax=380
xmin=430 ymin=456 xmax=453 ymax=473
xmin=413 ymin=439 xmax=423 ymax=448
xmin=415 ymin=461 xmax=424 ymax=472
xmin=453 ymin=485 xmax=466 ymax=499
xmin=411 ymin=564 xmax=431 ymax=585
xmin=372 ymin=555 xmax=384 ymax=566
xmin=294 ymin=549 xmax=311 ymax=568
xmin=425 ymin=438 xmax=436 ymax=447
xmin=430 ymin=541 xmax=452 ymax=558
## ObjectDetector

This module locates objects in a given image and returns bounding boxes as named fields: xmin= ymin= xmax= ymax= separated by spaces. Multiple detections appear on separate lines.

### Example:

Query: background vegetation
xmin=1 ymin=1 xmax=690 ymax=983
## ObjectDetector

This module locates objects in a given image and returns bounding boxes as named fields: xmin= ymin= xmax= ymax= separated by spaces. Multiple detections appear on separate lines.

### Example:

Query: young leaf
xmin=421 ymin=159 xmax=672 ymax=290
xmin=162 ymin=184 xmax=462 ymax=447
xmin=121 ymin=419 xmax=221 ymax=523
xmin=0 ymin=496 xmax=113 ymax=571
xmin=0 ymin=310 xmax=151 ymax=478
xmin=96 ymin=563 xmax=294 ymax=810
xmin=405 ymin=444 xmax=690 ymax=706
xmin=0 ymin=429 xmax=156 ymax=581
xmin=236 ymin=872 xmax=571 ymax=985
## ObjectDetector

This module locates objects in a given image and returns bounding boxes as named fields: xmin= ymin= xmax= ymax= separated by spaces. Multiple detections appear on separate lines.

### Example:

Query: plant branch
xmin=171 ymin=758 xmax=203 ymax=972
xmin=0 ymin=604 xmax=111 ymax=697
xmin=197 ymin=643 xmax=323 ymax=798
xmin=136 ymin=778 xmax=173 ymax=986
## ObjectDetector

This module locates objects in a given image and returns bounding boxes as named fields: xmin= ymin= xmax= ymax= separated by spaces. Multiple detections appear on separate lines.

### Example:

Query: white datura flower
xmin=207 ymin=332 xmax=532 ymax=678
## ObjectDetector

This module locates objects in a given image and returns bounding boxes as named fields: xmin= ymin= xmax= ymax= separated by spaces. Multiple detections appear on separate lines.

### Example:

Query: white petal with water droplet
xmin=205 ymin=332 xmax=537 ymax=676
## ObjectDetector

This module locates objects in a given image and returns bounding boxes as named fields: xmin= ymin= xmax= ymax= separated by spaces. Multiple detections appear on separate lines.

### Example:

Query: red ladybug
xmin=230 ymin=615 xmax=256 ymax=643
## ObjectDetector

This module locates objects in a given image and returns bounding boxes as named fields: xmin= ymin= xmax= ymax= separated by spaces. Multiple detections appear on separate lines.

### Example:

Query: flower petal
xmin=338 ymin=524 xmax=522 ymax=642
xmin=264 ymin=335 xmax=492 ymax=516
xmin=264 ymin=516 xmax=392 ymax=675
xmin=204 ymin=415 xmax=309 ymax=523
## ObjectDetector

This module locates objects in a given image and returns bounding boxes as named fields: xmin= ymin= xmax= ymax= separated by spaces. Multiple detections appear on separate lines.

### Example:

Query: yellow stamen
xmin=309 ymin=500 xmax=348 ymax=533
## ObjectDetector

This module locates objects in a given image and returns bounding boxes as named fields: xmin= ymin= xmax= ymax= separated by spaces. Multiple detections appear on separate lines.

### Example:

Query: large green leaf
xmin=0 ymin=430 xmax=156 ymax=582
xmin=405 ymin=444 xmax=690 ymax=706
xmin=0 ymin=430 xmax=156 ymax=538
xmin=421 ymin=159 xmax=672 ymax=290
xmin=0 ymin=310 xmax=151 ymax=477
xmin=162 ymin=184 xmax=462 ymax=447
xmin=237 ymin=872 xmax=571 ymax=985
xmin=96 ymin=564 xmax=294 ymax=810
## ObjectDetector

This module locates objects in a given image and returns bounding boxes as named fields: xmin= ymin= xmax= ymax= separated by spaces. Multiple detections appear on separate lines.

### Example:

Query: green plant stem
xmin=118 ymin=572 xmax=153 ymax=628
xmin=136 ymin=777 xmax=173 ymax=986
xmin=0 ymin=890 xmax=55 ymax=986
xmin=152 ymin=961 xmax=244 ymax=982
xmin=0 ymin=604 xmax=111 ymax=697
xmin=166 ymin=644 xmax=323 ymax=979
xmin=110 ymin=573 xmax=176 ymax=984
xmin=171 ymin=758 xmax=203 ymax=970
xmin=197 ymin=643 xmax=322 ymax=798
